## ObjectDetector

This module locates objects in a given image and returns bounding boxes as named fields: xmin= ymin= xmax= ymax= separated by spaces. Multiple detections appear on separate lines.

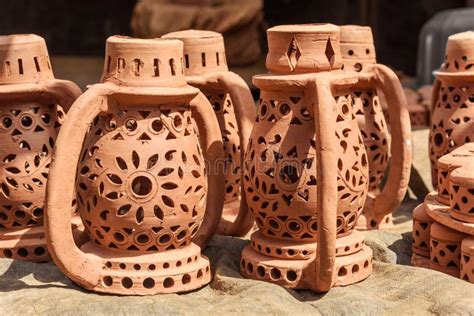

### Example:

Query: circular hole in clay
xmin=344 ymin=246 xmax=350 ymax=252
xmin=287 ymin=249 xmax=295 ymax=256
xmin=364 ymin=260 xmax=369 ymax=268
xmin=119 ymin=263 xmax=126 ymax=270
xmin=286 ymin=270 xmax=297 ymax=282
xmin=256 ymin=266 xmax=265 ymax=277
xmin=453 ymin=94 xmax=461 ymax=103
xmin=348 ymin=49 xmax=354 ymax=56
xmin=270 ymin=268 xmax=281 ymax=280
xmin=341 ymin=103 xmax=350 ymax=115
xmin=34 ymin=247 xmax=46 ymax=257
xmin=17 ymin=248 xmax=28 ymax=258
xmin=246 ymin=262 xmax=254 ymax=274
xmin=173 ymin=116 xmax=183 ymax=130
xmin=163 ymin=262 xmax=170 ymax=269
xmin=32 ymin=207 xmax=43 ymax=218
xmin=265 ymin=247 xmax=271 ymax=254
xmin=279 ymin=103 xmax=291 ymax=115
xmin=354 ymin=63 xmax=363 ymax=72
xmin=461 ymin=196 xmax=468 ymax=204
xmin=187 ymin=257 xmax=192 ymax=264
xmin=269 ymin=219 xmax=280 ymax=230
xmin=182 ymin=274 xmax=191 ymax=284
xmin=352 ymin=264 xmax=359 ymax=274
xmin=105 ymin=261 xmax=112 ymax=268
xmin=20 ymin=115 xmax=33 ymax=128
xmin=2 ymin=117 xmax=12 ymax=128
xmin=279 ymin=165 xmax=300 ymax=184
xmin=136 ymin=234 xmax=150 ymax=244
xmin=433 ymin=133 xmax=444 ymax=147
xmin=158 ymin=234 xmax=171 ymax=245
xmin=148 ymin=264 xmax=156 ymax=271
xmin=121 ymin=277 xmax=133 ymax=289
xmin=212 ymin=102 xmax=221 ymax=112
xmin=225 ymin=185 xmax=233 ymax=194
xmin=143 ymin=278 xmax=155 ymax=289
xmin=302 ymin=250 xmax=308 ymax=256
xmin=176 ymin=261 xmax=182 ymax=267
xmin=288 ymin=221 xmax=301 ymax=232
xmin=131 ymin=176 xmax=153 ymax=197
xmin=163 ymin=277 xmax=174 ymax=288
xmin=439 ymin=250 xmax=445 ymax=257
xmin=338 ymin=267 xmax=348 ymax=276
xmin=103 ymin=276 xmax=113 ymax=287
xmin=151 ymin=119 xmax=164 ymax=133
xmin=113 ymin=232 xmax=125 ymax=243
xmin=366 ymin=48 xmax=370 ymax=54
xmin=197 ymin=269 xmax=203 ymax=279
xmin=133 ymin=264 xmax=141 ymax=271
xmin=259 ymin=103 xmax=268 ymax=117
xmin=3 ymin=249 xmax=13 ymax=258
xmin=125 ymin=119 xmax=138 ymax=132
xmin=13 ymin=209 xmax=26 ymax=220
xmin=40 ymin=113 xmax=51 ymax=124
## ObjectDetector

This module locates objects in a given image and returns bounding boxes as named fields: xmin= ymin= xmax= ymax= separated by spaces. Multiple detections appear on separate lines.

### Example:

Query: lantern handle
xmin=362 ymin=64 xmax=412 ymax=222
xmin=44 ymin=79 xmax=82 ymax=113
xmin=45 ymin=84 xmax=110 ymax=290
xmin=216 ymin=71 xmax=255 ymax=236
xmin=190 ymin=92 xmax=226 ymax=249
xmin=308 ymin=79 xmax=338 ymax=292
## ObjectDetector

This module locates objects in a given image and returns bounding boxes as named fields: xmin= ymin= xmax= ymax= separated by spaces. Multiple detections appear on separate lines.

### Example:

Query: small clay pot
xmin=162 ymin=30 xmax=255 ymax=237
xmin=429 ymin=31 xmax=474 ymax=188
xmin=340 ymin=25 xmax=412 ymax=230
xmin=0 ymin=34 xmax=82 ymax=262
xmin=45 ymin=36 xmax=225 ymax=295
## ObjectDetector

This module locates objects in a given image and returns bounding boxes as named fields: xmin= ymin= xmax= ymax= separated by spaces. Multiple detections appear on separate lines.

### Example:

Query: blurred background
xmin=0 ymin=0 xmax=473 ymax=95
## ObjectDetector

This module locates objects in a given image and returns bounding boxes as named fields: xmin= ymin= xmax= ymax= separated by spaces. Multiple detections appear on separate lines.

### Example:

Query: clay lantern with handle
xmin=241 ymin=24 xmax=409 ymax=291
xmin=339 ymin=25 xmax=412 ymax=230
xmin=429 ymin=31 xmax=474 ymax=188
xmin=0 ymin=34 xmax=82 ymax=262
xmin=45 ymin=36 xmax=225 ymax=295
xmin=162 ymin=30 xmax=255 ymax=236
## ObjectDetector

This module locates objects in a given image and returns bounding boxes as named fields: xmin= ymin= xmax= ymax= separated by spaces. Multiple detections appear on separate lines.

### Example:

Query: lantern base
xmin=80 ymin=242 xmax=211 ymax=295
xmin=356 ymin=212 xmax=393 ymax=230
xmin=240 ymin=231 xmax=372 ymax=290
xmin=0 ymin=216 xmax=86 ymax=262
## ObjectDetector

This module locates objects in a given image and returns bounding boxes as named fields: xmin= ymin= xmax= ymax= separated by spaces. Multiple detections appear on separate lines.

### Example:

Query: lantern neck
xmin=0 ymin=34 xmax=55 ymax=85
xmin=100 ymin=36 xmax=188 ymax=88
xmin=163 ymin=30 xmax=229 ymax=76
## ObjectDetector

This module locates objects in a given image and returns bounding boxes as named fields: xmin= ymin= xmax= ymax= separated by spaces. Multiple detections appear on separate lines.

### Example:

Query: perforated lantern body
xmin=0 ymin=34 xmax=81 ymax=261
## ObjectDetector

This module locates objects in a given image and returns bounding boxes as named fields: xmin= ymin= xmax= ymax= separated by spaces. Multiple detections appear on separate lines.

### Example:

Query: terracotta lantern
xmin=45 ymin=36 xmax=225 ymax=295
xmin=339 ymin=25 xmax=412 ymax=230
xmin=412 ymin=143 xmax=474 ymax=283
xmin=240 ymin=24 xmax=409 ymax=292
xmin=162 ymin=30 xmax=255 ymax=236
xmin=429 ymin=31 xmax=474 ymax=188
xmin=0 ymin=34 xmax=82 ymax=261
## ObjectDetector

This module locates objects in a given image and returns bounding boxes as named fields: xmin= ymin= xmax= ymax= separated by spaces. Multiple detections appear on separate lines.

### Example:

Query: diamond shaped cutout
xmin=286 ymin=37 xmax=301 ymax=71
xmin=325 ymin=38 xmax=335 ymax=67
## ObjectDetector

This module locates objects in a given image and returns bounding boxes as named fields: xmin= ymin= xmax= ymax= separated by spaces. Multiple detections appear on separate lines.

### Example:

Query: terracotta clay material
xmin=339 ymin=25 xmax=412 ymax=230
xmin=411 ymin=142 xmax=474 ymax=283
xmin=162 ymin=30 xmax=255 ymax=237
xmin=0 ymin=34 xmax=82 ymax=262
xmin=45 ymin=36 xmax=225 ymax=295
xmin=429 ymin=31 xmax=474 ymax=188
xmin=239 ymin=23 xmax=403 ymax=292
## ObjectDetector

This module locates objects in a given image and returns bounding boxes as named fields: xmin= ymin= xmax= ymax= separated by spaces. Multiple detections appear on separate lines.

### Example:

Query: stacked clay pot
xmin=412 ymin=143 xmax=474 ymax=283
xmin=339 ymin=25 xmax=412 ymax=230
xmin=0 ymin=34 xmax=82 ymax=262
xmin=162 ymin=30 xmax=255 ymax=236
xmin=429 ymin=31 xmax=474 ymax=188
xmin=240 ymin=23 xmax=410 ymax=292
xmin=45 ymin=36 xmax=225 ymax=295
